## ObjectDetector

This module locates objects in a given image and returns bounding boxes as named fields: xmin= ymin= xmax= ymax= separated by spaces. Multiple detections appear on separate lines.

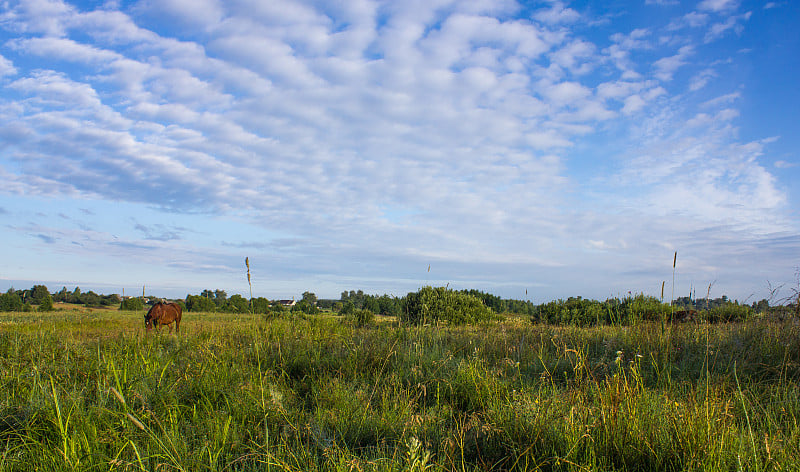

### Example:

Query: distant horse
xmin=145 ymin=302 xmax=183 ymax=333
xmin=671 ymin=309 xmax=698 ymax=322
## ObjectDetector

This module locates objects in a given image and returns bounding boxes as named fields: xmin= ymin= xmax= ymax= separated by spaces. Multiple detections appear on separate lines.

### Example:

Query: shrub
xmin=0 ymin=291 xmax=23 ymax=312
xmin=531 ymin=294 xmax=671 ymax=326
xmin=120 ymin=297 xmax=145 ymax=311
xmin=38 ymin=294 xmax=53 ymax=312
xmin=345 ymin=308 xmax=375 ymax=327
xmin=704 ymin=304 xmax=752 ymax=323
xmin=186 ymin=295 xmax=216 ymax=312
xmin=292 ymin=299 xmax=319 ymax=315
xmin=340 ymin=301 xmax=355 ymax=315
xmin=221 ymin=294 xmax=249 ymax=313
xmin=401 ymin=286 xmax=493 ymax=325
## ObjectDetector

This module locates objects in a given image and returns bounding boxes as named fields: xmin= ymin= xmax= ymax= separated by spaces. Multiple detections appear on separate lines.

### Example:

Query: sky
xmin=0 ymin=0 xmax=798 ymax=303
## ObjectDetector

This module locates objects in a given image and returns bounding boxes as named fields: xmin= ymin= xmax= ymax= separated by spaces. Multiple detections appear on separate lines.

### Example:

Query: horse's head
xmin=144 ymin=302 xmax=162 ymax=331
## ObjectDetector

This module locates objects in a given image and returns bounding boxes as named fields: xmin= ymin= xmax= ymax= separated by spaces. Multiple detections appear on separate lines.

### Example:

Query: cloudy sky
xmin=0 ymin=0 xmax=798 ymax=303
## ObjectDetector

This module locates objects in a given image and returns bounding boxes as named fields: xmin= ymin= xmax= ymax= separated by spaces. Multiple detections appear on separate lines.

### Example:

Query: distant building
xmin=278 ymin=299 xmax=296 ymax=307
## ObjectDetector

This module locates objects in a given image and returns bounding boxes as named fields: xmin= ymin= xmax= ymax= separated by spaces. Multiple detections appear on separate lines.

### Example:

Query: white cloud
xmin=698 ymin=0 xmax=740 ymax=12
xmin=689 ymin=67 xmax=715 ymax=90
xmin=668 ymin=11 xmax=710 ymax=30
xmin=0 ymin=54 xmax=16 ymax=76
xmin=10 ymin=37 xmax=121 ymax=64
xmin=551 ymin=39 xmax=596 ymax=75
xmin=0 ymin=0 xmax=796 ymax=300
xmin=1 ymin=0 xmax=75 ymax=37
xmin=533 ymin=1 xmax=580 ymax=25
xmin=701 ymin=91 xmax=741 ymax=107
xmin=653 ymin=45 xmax=693 ymax=81
xmin=8 ymin=70 xmax=103 ymax=109
xmin=705 ymin=12 xmax=752 ymax=43
xmin=603 ymin=29 xmax=650 ymax=79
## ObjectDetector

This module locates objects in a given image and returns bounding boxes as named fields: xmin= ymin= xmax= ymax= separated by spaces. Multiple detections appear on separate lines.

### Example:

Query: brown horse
xmin=145 ymin=301 xmax=183 ymax=333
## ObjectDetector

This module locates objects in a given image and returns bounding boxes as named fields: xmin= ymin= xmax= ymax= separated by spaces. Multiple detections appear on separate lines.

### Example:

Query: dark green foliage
xmin=301 ymin=291 xmax=317 ymax=305
xmin=270 ymin=301 xmax=287 ymax=313
xmin=185 ymin=294 xmax=216 ymax=312
xmin=344 ymin=308 xmax=375 ymax=327
xmin=530 ymin=294 xmax=755 ymax=326
xmin=504 ymin=298 xmax=536 ymax=315
xmin=219 ymin=294 xmax=249 ymax=313
xmin=292 ymin=298 xmax=319 ymax=315
xmin=401 ymin=286 xmax=494 ymax=325
xmin=376 ymin=294 xmax=401 ymax=316
xmin=0 ymin=290 xmax=22 ymax=312
xmin=200 ymin=289 xmax=227 ymax=307
xmin=704 ymin=303 xmax=752 ymax=323
xmin=46 ymin=286 xmax=118 ymax=307
xmin=532 ymin=294 xmax=672 ymax=325
xmin=339 ymin=300 xmax=355 ymax=315
xmin=119 ymin=297 xmax=144 ymax=311
xmin=29 ymin=285 xmax=50 ymax=305
xmin=250 ymin=297 xmax=271 ymax=314
xmin=460 ymin=289 xmax=506 ymax=312
xmin=340 ymin=290 xmax=402 ymax=316
xmin=37 ymin=294 xmax=53 ymax=312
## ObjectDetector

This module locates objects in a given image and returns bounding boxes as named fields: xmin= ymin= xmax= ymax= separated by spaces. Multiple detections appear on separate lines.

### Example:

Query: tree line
xmin=0 ymin=285 xmax=121 ymax=312
xmin=1 ymin=283 xmax=792 ymax=325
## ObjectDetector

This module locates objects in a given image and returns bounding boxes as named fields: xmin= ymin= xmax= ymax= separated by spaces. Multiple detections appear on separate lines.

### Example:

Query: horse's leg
xmin=175 ymin=319 xmax=180 ymax=334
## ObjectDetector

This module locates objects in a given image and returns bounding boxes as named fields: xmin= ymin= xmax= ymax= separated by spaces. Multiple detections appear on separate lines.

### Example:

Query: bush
xmin=339 ymin=301 xmax=355 ymax=315
xmin=221 ymin=294 xmax=249 ymax=313
xmin=345 ymin=308 xmax=375 ymax=327
xmin=185 ymin=295 xmax=216 ymax=312
xmin=0 ymin=291 xmax=23 ymax=312
xmin=38 ymin=294 xmax=53 ymax=312
xmin=401 ymin=286 xmax=494 ymax=325
xmin=292 ymin=299 xmax=319 ymax=315
xmin=251 ymin=297 xmax=271 ymax=314
xmin=531 ymin=295 xmax=672 ymax=326
xmin=120 ymin=297 xmax=145 ymax=311
xmin=704 ymin=304 xmax=752 ymax=323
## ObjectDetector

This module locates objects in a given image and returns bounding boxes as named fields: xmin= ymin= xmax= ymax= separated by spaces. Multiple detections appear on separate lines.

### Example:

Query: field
xmin=0 ymin=309 xmax=799 ymax=471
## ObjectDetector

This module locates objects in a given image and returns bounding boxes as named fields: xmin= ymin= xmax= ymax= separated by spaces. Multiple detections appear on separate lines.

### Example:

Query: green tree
xmin=83 ymin=291 xmax=102 ymax=307
xmin=270 ymin=301 xmax=287 ymax=314
xmin=401 ymin=286 xmax=494 ymax=325
xmin=120 ymin=298 xmax=145 ymax=311
xmin=69 ymin=287 xmax=82 ymax=304
xmin=251 ymin=297 xmax=271 ymax=314
xmin=186 ymin=294 xmax=216 ymax=312
xmin=293 ymin=299 xmax=319 ymax=315
xmin=0 ymin=290 xmax=22 ymax=312
xmin=38 ymin=294 xmax=54 ymax=312
xmin=214 ymin=289 xmax=227 ymax=306
xmin=301 ymin=291 xmax=317 ymax=305
xmin=340 ymin=301 xmax=355 ymax=315
xmin=222 ymin=294 xmax=249 ymax=313
xmin=30 ymin=285 xmax=51 ymax=305
xmin=345 ymin=308 xmax=375 ymax=327
xmin=53 ymin=287 xmax=69 ymax=303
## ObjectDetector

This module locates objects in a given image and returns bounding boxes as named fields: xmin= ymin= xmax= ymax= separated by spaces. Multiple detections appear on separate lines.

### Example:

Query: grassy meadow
xmin=0 ymin=308 xmax=799 ymax=471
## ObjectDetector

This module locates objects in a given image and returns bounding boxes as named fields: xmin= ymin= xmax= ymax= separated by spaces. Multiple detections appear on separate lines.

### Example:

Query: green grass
xmin=0 ymin=310 xmax=798 ymax=471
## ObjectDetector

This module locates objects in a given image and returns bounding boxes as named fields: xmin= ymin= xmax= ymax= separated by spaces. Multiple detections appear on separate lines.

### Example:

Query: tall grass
xmin=0 ymin=310 xmax=798 ymax=471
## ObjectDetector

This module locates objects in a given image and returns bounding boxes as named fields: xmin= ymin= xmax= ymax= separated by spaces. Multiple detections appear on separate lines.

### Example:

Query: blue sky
xmin=0 ymin=0 xmax=798 ymax=303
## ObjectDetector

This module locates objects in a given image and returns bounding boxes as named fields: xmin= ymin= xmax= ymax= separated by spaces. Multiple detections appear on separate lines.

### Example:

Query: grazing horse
xmin=145 ymin=301 xmax=183 ymax=333
xmin=671 ymin=309 xmax=698 ymax=322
